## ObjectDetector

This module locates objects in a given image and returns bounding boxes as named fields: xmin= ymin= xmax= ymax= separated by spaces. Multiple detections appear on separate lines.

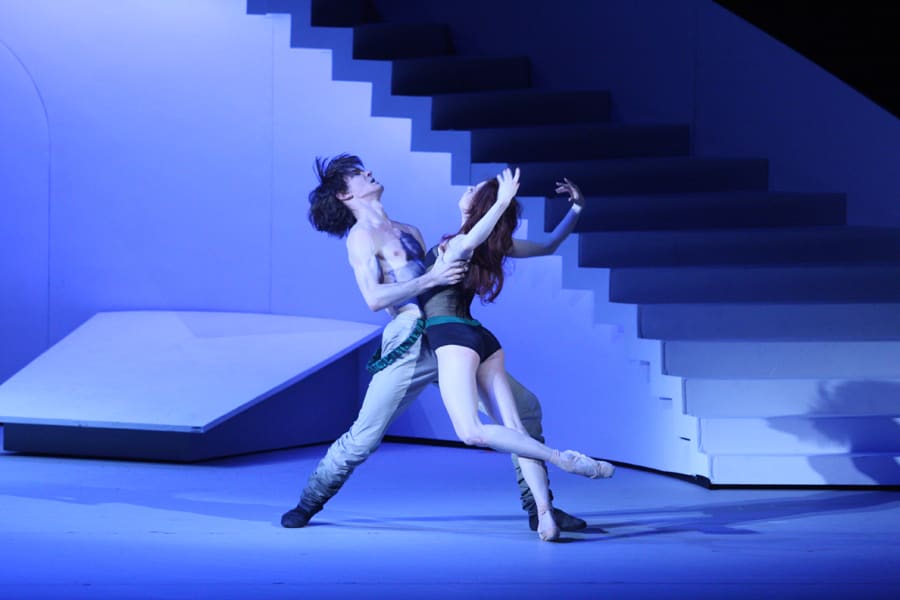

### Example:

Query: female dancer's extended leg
xmin=477 ymin=349 xmax=559 ymax=541
xmin=434 ymin=346 xmax=613 ymax=540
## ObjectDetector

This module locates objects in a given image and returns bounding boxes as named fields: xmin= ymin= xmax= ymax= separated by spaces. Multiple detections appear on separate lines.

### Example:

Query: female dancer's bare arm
xmin=443 ymin=167 xmax=521 ymax=262
xmin=509 ymin=177 xmax=584 ymax=258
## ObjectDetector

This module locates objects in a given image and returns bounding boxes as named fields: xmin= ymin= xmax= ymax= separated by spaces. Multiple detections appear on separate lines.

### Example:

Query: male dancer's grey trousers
xmin=298 ymin=310 xmax=548 ymax=516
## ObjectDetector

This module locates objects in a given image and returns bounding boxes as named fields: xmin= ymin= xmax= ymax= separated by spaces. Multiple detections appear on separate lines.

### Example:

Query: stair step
xmin=432 ymin=89 xmax=612 ymax=130
xmin=391 ymin=56 xmax=531 ymax=95
xmin=247 ymin=0 xmax=298 ymax=14
xmin=685 ymin=378 xmax=900 ymax=417
xmin=480 ymin=157 xmax=769 ymax=196
xmin=610 ymin=265 xmax=900 ymax=303
xmin=699 ymin=416 xmax=900 ymax=455
xmin=470 ymin=123 xmax=690 ymax=162
xmin=663 ymin=340 xmax=900 ymax=378
xmin=579 ymin=226 xmax=900 ymax=268
xmin=543 ymin=191 xmax=846 ymax=231
xmin=311 ymin=0 xmax=378 ymax=27
xmin=707 ymin=453 xmax=900 ymax=485
xmin=353 ymin=23 xmax=453 ymax=60
xmin=639 ymin=303 xmax=900 ymax=340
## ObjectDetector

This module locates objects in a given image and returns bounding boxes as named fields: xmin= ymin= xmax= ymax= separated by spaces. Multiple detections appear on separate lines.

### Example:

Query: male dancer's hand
xmin=429 ymin=248 xmax=468 ymax=287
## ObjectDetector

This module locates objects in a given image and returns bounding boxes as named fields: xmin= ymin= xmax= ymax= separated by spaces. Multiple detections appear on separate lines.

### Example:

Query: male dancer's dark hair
xmin=308 ymin=153 xmax=364 ymax=237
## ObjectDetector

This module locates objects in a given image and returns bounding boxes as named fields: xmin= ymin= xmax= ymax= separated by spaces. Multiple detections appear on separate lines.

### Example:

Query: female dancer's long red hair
xmin=452 ymin=178 xmax=520 ymax=304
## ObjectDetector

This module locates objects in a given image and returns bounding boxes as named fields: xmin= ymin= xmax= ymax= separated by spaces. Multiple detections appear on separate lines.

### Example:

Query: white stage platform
xmin=0 ymin=311 xmax=381 ymax=461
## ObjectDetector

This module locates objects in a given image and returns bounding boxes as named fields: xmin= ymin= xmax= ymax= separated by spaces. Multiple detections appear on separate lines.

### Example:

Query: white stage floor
xmin=1 ymin=428 xmax=898 ymax=599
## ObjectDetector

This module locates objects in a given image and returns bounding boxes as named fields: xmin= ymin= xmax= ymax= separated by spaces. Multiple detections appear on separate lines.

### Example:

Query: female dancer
xmin=419 ymin=168 xmax=614 ymax=541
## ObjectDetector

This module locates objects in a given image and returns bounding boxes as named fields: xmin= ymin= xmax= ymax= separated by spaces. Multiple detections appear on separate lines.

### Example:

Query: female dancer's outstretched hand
xmin=496 ymin=167 xmax=521 ymax=205
xmin=554 ymin=177 xmax=584 ymax=209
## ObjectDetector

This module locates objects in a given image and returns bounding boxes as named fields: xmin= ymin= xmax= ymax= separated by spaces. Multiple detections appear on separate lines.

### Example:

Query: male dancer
xmin=282 ymin=154 xmax=587 ymax=531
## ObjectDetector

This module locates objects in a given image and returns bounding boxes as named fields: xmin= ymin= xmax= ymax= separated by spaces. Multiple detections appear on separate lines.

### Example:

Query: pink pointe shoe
xmin=558 ymin=450 xmax=615 ymax=479
xmin=537 ymin=508 xmax=560 ymax=542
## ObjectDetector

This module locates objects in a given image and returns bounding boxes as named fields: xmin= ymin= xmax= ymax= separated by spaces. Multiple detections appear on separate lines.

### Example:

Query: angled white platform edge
xmin=0 ymin=311 xmax=381 ymax=461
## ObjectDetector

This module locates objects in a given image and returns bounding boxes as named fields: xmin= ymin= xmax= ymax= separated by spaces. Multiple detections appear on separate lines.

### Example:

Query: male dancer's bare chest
xmin=375 ymin=229 xmax=426 ymax=284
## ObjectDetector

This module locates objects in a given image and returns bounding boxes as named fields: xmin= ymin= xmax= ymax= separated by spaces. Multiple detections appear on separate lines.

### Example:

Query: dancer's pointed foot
xmin=537 ymin=508 xmax=560 ymax=542
xmin=557 ymin=450 xmax=615 ymax=479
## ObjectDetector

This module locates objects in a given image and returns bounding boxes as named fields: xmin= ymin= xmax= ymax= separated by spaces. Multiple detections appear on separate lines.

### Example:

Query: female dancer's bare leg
xmin=435 ymin=347 xmax=613 ymax=540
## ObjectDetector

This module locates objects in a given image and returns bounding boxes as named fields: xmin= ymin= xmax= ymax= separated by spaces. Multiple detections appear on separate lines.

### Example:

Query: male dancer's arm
xmin=346 ymin=227 xmax=466 ymax=312
xmin=509 ymin=177 xmax=584 ymax=258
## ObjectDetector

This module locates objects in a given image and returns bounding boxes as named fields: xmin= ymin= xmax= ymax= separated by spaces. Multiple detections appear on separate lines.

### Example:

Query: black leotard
xmin=418 ymin=245 xmax=501 ymax=362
